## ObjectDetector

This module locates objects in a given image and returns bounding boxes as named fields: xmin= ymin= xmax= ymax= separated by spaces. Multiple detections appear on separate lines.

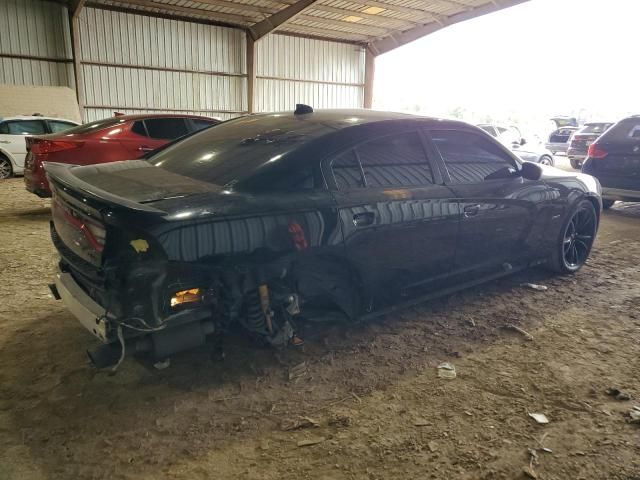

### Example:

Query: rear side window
xmin=0 ymin=122 xmax=7 ymax=134
xmin=48 ymin=120 xmax=77 ymax=133
xmin=602 ymin=118 xmax=640 ymax=142
xmin=430 ymin=129 xmax=516 ymax=184
xmin=332 ymin=149 xmax=364 ymax=189
xmin=4 ymin=120 xmax=47 ymax=135
xmin=188 ymin=118 xmax=217 ymax=133
xmin=356 ymin=132 xmax=434 ymax=187
xmin=145 ymin=118 xmax=189 ymax=140
xmin=131 ymin=121 xmax=148 ymax=137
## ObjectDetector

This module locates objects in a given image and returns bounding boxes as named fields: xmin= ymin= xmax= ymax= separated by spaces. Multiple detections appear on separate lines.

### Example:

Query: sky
xmin=374 ymin=0 xmax=639 ymax=133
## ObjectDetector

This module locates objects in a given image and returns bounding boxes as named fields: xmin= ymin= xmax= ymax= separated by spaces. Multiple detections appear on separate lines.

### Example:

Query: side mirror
xmin=520 ymin=161 xmax=543 ymax=180
xmin=520 ymin=138 xmax=527 ymax=146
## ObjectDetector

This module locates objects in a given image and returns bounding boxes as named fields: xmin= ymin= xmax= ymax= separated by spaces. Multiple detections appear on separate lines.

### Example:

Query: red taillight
xmin=27 ymin=138 xmax=83 ymax=155
xmin=587 ymin=143 xmax=608 ymax=159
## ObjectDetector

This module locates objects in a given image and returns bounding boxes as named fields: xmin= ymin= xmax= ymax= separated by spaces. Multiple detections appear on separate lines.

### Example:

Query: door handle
xmin=0 ymin=140 xmax=9 ymax=144
xmin=463 ymin=204 xmax=480 ymax=217
xmin=353 ymin=212 xmax=375 ymax=227
xmin=138 ymin=145 xmax=154 ymax=152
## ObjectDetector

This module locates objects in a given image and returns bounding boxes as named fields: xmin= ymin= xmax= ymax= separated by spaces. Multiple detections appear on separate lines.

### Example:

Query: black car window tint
xmin=48 ymin=121 xmax=76 ymax=133
xmin=0 ymin=122 xmax=8 ymax=134
xmin=356 ymin=131 xmax=433 ymax=188
xmin=332 ymin=149 xmax=365 ymax=189
xmin=131 ymin=120 xmax=148 ymax=137
xmin=6 ymin=120 xmax=47 ymax=135
xmin=430 ymin=129 xmax=515 ymax=184
xmin=145 ymin=118 xmax=189 ymax=140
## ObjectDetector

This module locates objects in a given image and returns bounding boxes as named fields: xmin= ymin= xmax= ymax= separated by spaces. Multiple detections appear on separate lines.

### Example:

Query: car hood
xmin=537 ymin=163 xmax=600 ymax=195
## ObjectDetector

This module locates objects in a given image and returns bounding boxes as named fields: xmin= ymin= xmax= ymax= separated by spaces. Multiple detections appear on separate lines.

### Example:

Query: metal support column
xmin=246 ymin=35 xmax=256 ymax=113
xmin=363 ymin=47 xmax=375 ymax=109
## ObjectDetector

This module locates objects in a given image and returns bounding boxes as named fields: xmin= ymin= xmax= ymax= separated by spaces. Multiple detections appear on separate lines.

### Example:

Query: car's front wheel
xmin=569 ymin=158 xmax=581 ymax=169
xmin=549 ymin=200 xmax=597 ymax=274
xmin=539 ymin=155 xmax=554 ymax=166
xmin=0 ymin=155 xmax=12 ymax=179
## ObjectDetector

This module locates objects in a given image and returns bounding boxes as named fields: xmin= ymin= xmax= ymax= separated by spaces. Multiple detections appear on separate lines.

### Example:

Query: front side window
xmin=356 ymin=132 xmax=434 ymax=188
xmin=131 ymin=121 xmax=148 ymax=137
xmin=430 ymin=129 xmax=516 ymax=184
xmin=145 ymin=118 xmax=189 ymax=140
xmin=5 ymin=120 xmax=47 ymax=135
xmin=48 ymin=120 xmax=77 ymax=133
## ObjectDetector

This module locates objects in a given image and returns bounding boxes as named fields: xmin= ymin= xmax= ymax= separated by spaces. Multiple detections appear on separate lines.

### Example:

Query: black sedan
xmin=45 ymin=107 xmax=602 ymax=367
xmin=582 ymin=115 xmax=640 ymax=209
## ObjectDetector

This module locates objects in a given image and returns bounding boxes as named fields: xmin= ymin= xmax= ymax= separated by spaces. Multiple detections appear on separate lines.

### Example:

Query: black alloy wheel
xmin=551 ymin=200 xmax=597 ymax=273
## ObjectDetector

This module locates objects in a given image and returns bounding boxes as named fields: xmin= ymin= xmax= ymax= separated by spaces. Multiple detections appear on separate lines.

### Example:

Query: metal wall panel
xmin=77 ymin=7 xmax=247 ymax=122
xmin=0 ymin=0 xmax=74 ymax=87
xmin=255 ymin=34 xmax=365 ymax=112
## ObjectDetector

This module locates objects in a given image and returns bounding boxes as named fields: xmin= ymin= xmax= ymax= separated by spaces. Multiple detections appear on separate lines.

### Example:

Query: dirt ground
xmin=1 ymin=160 xmax=639 ymax=480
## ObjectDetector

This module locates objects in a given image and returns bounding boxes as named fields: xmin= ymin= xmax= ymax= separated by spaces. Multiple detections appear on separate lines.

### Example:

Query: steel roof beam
xmin=248 ymin=0 xmax=320 ymax=41
xmin=69 ymin=0 xmax=86 ymax=19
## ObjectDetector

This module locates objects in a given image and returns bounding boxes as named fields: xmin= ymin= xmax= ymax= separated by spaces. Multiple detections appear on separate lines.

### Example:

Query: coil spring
xmin=244 ymin=290 xmax=269 ymax=336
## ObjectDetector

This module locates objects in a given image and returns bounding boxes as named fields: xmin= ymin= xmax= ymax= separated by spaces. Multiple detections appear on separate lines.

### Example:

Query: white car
xmin=0 ymin=116 xmax=79 ymax=179
xmin=478 ymin=124 xmax=555 ymax=166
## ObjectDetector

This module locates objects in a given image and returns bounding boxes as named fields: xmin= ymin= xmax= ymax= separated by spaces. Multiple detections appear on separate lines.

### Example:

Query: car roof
xmin=245 ymin=108 xmax=466 ymax=130
xmin=107 ymin=113 xmax=216 ymax=121
xmin=0 ymin=115 xmax=78 ymax=123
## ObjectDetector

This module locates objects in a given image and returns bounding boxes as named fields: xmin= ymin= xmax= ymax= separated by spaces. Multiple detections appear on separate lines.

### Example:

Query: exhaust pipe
xmin=87 ymin=320 xmax=215 ymax=369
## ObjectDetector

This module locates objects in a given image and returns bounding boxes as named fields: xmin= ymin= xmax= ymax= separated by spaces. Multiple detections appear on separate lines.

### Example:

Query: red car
xmin=24 ymin=114 xmax=219 ymax=197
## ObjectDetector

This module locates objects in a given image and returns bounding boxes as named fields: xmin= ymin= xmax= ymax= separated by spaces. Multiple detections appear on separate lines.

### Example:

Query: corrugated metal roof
xmin=82 ymin=0 xmax=528 ymax=49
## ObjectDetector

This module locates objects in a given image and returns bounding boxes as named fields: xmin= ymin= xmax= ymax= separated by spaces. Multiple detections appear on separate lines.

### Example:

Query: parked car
xmin=582 ymin=115 xmax=640 ymax=209
xmin=46 ymin=107 xmax=601 ymax=368
xmin=510 ymin=133 xmax=555 ymax=166
xmin=24 ymin=113 xmax=219 ymax=197
xmin=546 ymin=126 xmax=579 ymax=155
xmin=0 ymin=115 xmax=78 ymax=179
xmin=567 ymin=122 xmax=614 ymax=169
xmin=477 ymin=124 xmax=522 ymax=146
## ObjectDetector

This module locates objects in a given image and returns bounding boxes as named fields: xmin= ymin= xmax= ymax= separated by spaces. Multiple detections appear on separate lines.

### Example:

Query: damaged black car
xmin=46 ymin=106 xmax=602 ymax=368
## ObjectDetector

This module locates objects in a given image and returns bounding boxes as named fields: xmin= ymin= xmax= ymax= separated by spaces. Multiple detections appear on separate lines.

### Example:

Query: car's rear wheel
xmin=0 ymin=155 xmax=12 ymax=179
xmin=569 ymin=158 xmax=581 ymax=169
xmin=539 ymin=155 xmax=554 ymax=166
xmin=602 ymin=199 xmax=615 ymax=210
xmin=549 ymin=200 xmax=597 ymax=274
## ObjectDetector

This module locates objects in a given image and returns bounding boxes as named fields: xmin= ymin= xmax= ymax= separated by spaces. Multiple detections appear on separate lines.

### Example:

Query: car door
xmin=427 ymin=128 xmax=552 ymax=271
xmin=327 ymin=127 xmax=460 ymax=308
xmin=0 ymin=119 xmax=47 ymax=170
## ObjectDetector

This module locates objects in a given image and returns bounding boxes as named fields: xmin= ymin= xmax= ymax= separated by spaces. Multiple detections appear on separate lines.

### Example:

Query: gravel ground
xmin=1 ymin=160 xmax=639 ymax=479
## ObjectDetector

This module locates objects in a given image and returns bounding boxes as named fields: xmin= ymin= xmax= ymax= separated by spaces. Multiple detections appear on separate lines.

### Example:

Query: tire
xmin=569 ymin=158 xmax=581 ymax=169
xmin=602 ymin=199 xmax=615 ymax=210
xmin=549 ymin=199 xmax=597 ymax=274
xmin=0 ymin=155 xmax=12 ymax=179
xmin=539 ymin=155 xmax=554 ymax=166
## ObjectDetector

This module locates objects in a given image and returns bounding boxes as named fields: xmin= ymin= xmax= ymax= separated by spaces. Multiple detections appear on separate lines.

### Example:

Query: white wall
xmin=255 ymin=34 xmax=365 ymax=112
xmin=0 ymin=0 xmax=74 ymax=88
xmin=1 ymin=1 xmax=365 ymax=122
xmin=77 ymin=7 xmax=247 ymax=122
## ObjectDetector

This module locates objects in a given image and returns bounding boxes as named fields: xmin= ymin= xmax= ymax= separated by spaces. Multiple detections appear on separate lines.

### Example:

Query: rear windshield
xmin=580 ymin=123 xmax=612 ymax=134
xmin=60 ymin=117 xmax=128 ymax=135
xmin=602 ymin=118 xmax=640 ymax=142
xmin=148 ymin=115 xmax=335 ymax=187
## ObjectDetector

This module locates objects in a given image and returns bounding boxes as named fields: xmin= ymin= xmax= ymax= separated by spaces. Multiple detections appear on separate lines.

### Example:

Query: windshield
xmin=148 ymin=114 xmax=336 ymax=187
xmin=58 ymin=117 xmax=128 ymax=135
xmin=581 ymin=123 xmax=612 ymax=134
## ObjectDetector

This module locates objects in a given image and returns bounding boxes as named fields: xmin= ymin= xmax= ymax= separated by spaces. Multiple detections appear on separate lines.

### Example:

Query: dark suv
xmin=568 ymin=122 xmax=614 ymax=169
xmin=582 ymin=115 xmax=640 ymax=208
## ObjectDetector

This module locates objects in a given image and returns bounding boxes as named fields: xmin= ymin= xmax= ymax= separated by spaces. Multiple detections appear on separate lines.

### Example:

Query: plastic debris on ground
xmin=528 ymin=413 xmax=550 ymax=424
xmin=437 ymin=362 xmax=457 ymax=379
xmin=521 ymin=283 xmax=548 ymax=291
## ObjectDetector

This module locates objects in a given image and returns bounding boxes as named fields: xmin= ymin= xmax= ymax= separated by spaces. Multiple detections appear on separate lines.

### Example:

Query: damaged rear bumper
xmin=53 ymin=269 xmax=110 ymax=342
